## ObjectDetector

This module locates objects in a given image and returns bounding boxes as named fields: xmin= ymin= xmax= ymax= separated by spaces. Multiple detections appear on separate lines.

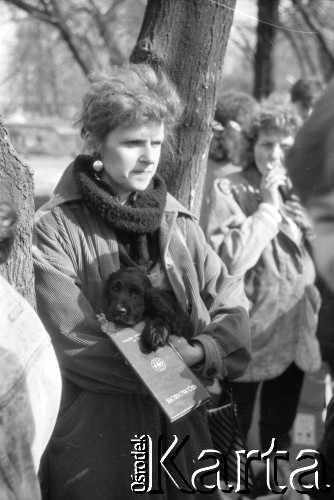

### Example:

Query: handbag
xmin=207 ymin=383 xmax=253 ymax=493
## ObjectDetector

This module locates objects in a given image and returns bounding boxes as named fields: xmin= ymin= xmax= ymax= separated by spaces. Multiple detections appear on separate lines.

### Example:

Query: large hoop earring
xmin=93 ymin=160 xmax=103 ymax=172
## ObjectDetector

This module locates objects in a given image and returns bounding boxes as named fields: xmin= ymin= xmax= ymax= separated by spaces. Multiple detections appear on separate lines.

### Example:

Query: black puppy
xmin=103 ymin=267 xmax=193 ymax=352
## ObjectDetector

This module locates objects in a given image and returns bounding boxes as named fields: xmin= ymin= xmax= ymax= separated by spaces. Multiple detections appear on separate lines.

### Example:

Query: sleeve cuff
xmin=192 ymin=334 xmax=225 ymax=379
xmin=258 ymin=203 xmax=282 ymax=225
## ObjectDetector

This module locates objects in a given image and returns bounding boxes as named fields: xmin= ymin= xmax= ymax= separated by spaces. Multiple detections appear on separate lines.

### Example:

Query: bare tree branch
xmin=85 ymin=0 xmax=127 ymax=65
xmin=3 ymin=0 xmax=145 ymax=77
xmin=3 ymin=0 xmax=58 ymax=25
xmin=4 ymin=0 xmax=102 ymax=75
xmin=232 ymin=25 xmax=255 ymax=65
xmin=292 ymin=0 xmax=334 ymax=79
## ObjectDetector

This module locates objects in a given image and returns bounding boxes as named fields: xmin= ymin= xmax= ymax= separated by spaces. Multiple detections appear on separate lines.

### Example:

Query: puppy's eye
xmin=131 ymin=287 xmax=141 ymax=296
xmin=110 ymin=283 xmax=121 ymax=293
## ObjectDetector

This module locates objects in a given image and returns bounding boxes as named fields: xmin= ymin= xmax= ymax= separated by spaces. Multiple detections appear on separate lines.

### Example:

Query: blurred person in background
xmin=206 ymin=98 xmax=321 ymax=497
xmin=290 ymin=77 xmax=325 ymax=122
xmin=291 ymin=76 xmax=334 ymax=381
xmin=0 ymin=193 xmax=61 ymax=499
xmin=286 ymin=78 xmax=334 ymax=500
xmin=200 ymin=91 xmax=257 ymax=234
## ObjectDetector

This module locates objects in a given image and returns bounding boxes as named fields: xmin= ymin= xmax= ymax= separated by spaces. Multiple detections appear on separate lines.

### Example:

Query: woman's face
xmin=96 ymin=120 xmax=164 ymax=202
xmin=253 ymin=130 xmax=294 ymax=176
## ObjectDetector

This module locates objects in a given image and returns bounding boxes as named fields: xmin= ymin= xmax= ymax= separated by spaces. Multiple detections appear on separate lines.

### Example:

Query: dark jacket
xmin=32 ymin=160 xmax=251 ymax=499
xmin=33 ymin=161 xmax=251 ymax=393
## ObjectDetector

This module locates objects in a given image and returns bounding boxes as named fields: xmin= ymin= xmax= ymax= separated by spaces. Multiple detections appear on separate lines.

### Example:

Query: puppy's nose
xmin=116 ymin=305 xmax=127 ymax=316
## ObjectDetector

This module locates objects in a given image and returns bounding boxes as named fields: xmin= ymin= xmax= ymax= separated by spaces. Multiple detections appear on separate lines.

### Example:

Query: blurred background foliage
xmin=0 ymin=0 xmax=333 ymax=156
xmin=0 ymin=0 xmax=147 ymax=120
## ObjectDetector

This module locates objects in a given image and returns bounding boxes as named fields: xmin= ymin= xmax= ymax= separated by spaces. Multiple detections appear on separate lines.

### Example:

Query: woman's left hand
xmin=168 ymin=335 xmax=205 ymax=367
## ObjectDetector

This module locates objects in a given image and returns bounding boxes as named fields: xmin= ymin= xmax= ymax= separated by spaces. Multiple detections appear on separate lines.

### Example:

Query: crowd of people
xmin=1 ymin=65 xmax=333 ymax=500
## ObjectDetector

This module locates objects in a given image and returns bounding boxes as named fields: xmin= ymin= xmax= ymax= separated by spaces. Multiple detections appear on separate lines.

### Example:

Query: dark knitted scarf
xmin=73 ymin=154 xmax=167 ymax=269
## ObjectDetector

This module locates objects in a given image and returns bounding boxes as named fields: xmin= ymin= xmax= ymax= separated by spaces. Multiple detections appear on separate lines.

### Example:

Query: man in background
xmin=290 ymin=77 xmax=325 ymax=122
xmin=287 ymin=79 xmax=334 ymax=499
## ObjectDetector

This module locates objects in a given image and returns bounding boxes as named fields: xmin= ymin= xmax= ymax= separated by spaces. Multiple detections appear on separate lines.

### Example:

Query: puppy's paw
xmin=142 ymin=319 xmax=170 ymax=352
xmin=96 ymin=312 xmax=107 ymax=325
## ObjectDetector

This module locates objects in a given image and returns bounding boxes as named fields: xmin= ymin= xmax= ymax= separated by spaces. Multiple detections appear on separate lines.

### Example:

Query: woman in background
xmin=206 ymin=99 xmax=321 ymax=494
xmin=200 ymin=91 xmax=257 ymax=234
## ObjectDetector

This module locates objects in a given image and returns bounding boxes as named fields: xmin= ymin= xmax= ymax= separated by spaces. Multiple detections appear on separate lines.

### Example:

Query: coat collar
xmin=42 ymin=160 xmax=196 ymax=219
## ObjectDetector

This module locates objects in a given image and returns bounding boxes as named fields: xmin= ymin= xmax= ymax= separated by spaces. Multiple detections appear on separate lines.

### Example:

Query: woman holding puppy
xmin=33 ymin=64 xmax=251 ymax=499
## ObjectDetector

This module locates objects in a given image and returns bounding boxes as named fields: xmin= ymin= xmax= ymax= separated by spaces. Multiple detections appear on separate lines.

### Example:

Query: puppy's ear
xmin=144 ymin=288 xmax=175 ymax=319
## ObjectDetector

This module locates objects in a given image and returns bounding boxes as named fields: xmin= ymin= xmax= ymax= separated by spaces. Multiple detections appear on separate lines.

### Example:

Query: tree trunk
xmin=130 ymin=0 xmax=236 ymax=215
xmin=253 ymin=0 xmax=279 ymax=100
xmin=0 ymin=115 xmax=35 ymax=307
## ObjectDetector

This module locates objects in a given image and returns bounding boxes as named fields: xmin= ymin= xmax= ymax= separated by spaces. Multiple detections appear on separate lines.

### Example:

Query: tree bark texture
xmin=253 ymin=0 xmax=279 ymax=100
xmin=0 ymin=115 xmax=35 ymax=307
xmin=131 ymin=0 xmax=236 ymax=215
xmin=292 ymin=0 xmax=334 ymax=81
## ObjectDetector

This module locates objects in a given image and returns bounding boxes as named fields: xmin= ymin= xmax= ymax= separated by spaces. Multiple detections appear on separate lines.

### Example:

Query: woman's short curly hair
xmin=77 ymin=63 xmax=183 ymax=149
xmin=209 ymin=91 xmax=257 ymax=163
xmin=247 ymin=97 xmax=302 ymax=146
xmin=241 ymin=96 xmax=302 ymax=169
xmin=214 ymin=91 xmax=257 ymax=129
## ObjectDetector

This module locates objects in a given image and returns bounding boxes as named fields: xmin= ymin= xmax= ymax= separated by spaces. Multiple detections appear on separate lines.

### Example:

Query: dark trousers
xmin=230 ymin=363 xmax=305 ymax=452
xmin=40 ymin=379 xmax=222 ymax=500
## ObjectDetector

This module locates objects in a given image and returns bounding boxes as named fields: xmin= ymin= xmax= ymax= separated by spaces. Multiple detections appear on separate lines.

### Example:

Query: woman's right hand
xmin=260 ymin=168 xmax=287 ymax=209
xmin=168 ymin=335 xmax=205 ymax=367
